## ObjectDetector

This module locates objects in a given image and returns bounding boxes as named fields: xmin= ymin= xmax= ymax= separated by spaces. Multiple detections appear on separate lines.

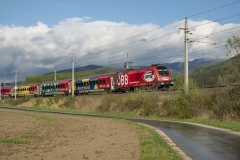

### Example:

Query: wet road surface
xmin=130 ymin=119 xmax=240 ymax=160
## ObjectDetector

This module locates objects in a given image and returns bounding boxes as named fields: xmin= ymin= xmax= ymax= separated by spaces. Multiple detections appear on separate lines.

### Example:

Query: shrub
xmin=46 ymin=98 xmax=54 ymax=107
xmin=173 ymin=93 xmax=194 ymax=118
xmin=54 ymin=95 xmax=62 ymax=104
xmin=33 ymin=98 xmax=43 ymax=107
xmin=98 ymin=94 xmax=117 ymax=112
xmin=124 ymin=92 xmax=159 ymax=116
xmin=62 ymin=95 xmax=75 ymax=110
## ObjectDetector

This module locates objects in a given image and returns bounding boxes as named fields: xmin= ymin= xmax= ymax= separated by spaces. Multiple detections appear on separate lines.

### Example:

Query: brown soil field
xmin=0 ymin=108 xmax=140 ymax=160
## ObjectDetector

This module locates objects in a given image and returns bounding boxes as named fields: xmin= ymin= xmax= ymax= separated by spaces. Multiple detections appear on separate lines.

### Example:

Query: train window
xmin=99 ymin=80 xmax=102 ymax=85
xmin=90 ymin=81 xmax=92 ymax=86
xmin=158 ymin=69 xmax=169 ymax=76
xmin=103 ymin=80 xmax=106 ymax=84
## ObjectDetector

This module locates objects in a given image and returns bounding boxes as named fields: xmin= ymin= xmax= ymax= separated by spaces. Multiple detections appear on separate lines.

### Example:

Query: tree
xmin=225 ymin=34 xmax=240 ymax=84
xmin=225 ymin=34 xmax=240 ymax=59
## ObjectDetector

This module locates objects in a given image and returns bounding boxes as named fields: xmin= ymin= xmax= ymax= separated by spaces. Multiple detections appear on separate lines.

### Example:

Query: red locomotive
xmin=116 ymin=64 xmax=173 ymax=92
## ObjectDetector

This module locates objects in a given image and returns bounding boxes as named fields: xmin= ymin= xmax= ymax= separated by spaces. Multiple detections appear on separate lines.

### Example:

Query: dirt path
xmin=0 ymin=109 xmax=140 ymax=160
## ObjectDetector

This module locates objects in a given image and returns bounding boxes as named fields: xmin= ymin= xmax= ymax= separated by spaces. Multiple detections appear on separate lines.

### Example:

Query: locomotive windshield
xmin=157 ymin=66 xmax=169 ymax=76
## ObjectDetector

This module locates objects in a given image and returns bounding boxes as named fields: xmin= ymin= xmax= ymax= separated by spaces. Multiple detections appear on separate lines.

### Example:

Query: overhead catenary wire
xmin=187 ymin=0 xmax=240 ymax=18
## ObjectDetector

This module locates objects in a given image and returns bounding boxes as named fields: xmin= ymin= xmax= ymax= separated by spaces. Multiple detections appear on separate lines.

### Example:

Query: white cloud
xmin=0 ymin=18 xmax=239 ymax=81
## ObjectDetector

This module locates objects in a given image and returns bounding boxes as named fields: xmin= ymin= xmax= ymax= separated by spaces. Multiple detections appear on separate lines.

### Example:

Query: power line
xmin=187 ymin=0 xmax=240 ymax=18
xmin=188 ymin=13 xmax=240 ymax=29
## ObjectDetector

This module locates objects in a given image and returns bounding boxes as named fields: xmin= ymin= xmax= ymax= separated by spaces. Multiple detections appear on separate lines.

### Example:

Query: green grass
xmin=180 ymin=118 xmax=240 ymax=132
xmin=0 ymin=139 xmax=28 ymax=144
xmin=20 ymin=134 xmax=38 ymax=139
xmin=136 ymin=123 xmax=182 ymax=160
xmin=38 ymin=116 xmax=56 ymax=126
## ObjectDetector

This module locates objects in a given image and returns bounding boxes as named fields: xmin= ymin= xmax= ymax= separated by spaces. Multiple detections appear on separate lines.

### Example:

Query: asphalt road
xmin=130 ymin=119 xmax=240 ymax=160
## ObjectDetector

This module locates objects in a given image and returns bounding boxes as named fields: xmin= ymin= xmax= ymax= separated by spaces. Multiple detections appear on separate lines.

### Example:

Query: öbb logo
xmin=143 ymin=71 xmax=155 ymax=82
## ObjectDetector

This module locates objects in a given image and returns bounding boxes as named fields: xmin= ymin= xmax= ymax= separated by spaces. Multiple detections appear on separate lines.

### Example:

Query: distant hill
xmin=47 ymin=65 xmax=104 ymax=74
xmin=50 ymin=58 xmax=222 ymax=75
xmin=190 ymin=56 xmax=240 ymax=87
xmin=161 ymin=58 xmax=223 ymax=74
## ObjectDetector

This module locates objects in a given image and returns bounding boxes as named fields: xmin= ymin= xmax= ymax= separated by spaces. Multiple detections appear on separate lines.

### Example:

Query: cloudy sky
xmin=0 ymin=0 xmax=240 ymax=82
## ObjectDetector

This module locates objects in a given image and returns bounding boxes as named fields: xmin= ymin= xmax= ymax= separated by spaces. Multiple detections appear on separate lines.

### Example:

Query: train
xmin=0 ymin=64 xmax=173 ymax=98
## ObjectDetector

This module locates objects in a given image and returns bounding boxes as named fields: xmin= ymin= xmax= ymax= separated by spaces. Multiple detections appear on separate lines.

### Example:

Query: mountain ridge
xmin=47 ymin=58 xmax=222 ymax=75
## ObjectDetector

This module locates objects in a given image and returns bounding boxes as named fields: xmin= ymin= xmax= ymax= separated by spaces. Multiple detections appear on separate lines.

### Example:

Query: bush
xmin=62 ymin=95 xmax=75 ymax=110
xmin=98 ymin=94 xmax=118 ymax=112
xmin=33 ymin=98 xmax=43 ymax=107
xmin=124 ymin=92 xmax=159 ymax=116
xmin=46 ymin=98 xmax=54 ymax=107
xmin=214 ymin=86 xmax=240 ymax=120
xmin=54 ymin=95 xmax=62 ymax=104
xmin=173 ymin=93 xmax=194 ymax=118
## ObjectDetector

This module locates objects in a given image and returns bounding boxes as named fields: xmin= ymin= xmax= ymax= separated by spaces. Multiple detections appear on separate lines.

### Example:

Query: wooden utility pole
xmin=72 ymin=54 xmax=75 ymax=97
xmin=179 ymin=18 xmax=189 ymax=93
